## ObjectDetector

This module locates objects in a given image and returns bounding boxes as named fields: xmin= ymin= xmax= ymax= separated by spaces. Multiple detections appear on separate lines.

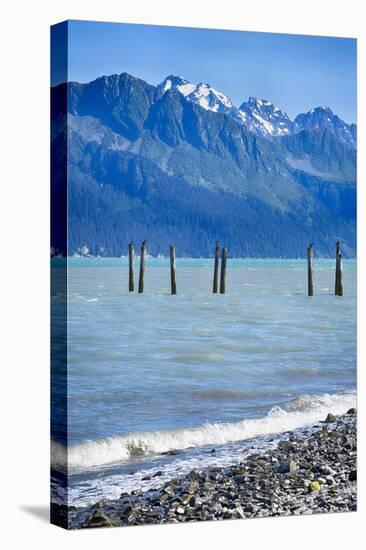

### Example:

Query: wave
xmin=51 ymin=391 xmax=356 ymax=473
xmin=195 ymin=389 xmax=291 ymax=400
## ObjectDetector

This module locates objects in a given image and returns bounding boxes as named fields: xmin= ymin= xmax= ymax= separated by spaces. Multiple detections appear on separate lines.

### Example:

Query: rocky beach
xmin=51 ymin=409 xmax=357 ymax=529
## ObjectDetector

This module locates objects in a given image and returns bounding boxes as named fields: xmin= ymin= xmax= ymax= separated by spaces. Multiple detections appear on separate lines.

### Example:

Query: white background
xmin=1 ymin=0 xmax=365 ymax=548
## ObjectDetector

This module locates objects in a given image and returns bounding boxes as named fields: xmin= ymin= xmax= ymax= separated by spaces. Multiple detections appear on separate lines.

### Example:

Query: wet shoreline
xmin=51 ymin=409 xmax=357 ymax=529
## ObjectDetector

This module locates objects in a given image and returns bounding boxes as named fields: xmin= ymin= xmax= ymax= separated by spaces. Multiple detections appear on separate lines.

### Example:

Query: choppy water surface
xmin=51 ymin=258 xmax=356 ymax=506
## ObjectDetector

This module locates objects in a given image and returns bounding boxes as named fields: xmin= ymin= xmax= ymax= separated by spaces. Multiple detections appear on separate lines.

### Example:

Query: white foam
xmin=51 ymin=391 xmax=356 ymax=474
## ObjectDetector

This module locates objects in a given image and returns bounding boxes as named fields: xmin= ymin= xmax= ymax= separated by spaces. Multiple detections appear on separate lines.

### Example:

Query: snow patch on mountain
xmin=238 ymin=97 xmax=296 ymax=137
xmin=160 ymin=75 xmax=196 ymax=97
xmin=158 ymin=75 xmax=237 ymax=117
xmin=189 ymin=82 xmax=235 ymax=112
xmin=295 ymin=107 xmax=356 ymax=148
xmin=286 ymin=155 xmax=345 ymax=181
xmin=158 ymin=75 xmax=356 ymax=147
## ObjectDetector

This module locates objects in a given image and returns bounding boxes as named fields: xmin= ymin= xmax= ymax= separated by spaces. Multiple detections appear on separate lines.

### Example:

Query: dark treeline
xmin=67 ymin=174 xmax=356 ymax=258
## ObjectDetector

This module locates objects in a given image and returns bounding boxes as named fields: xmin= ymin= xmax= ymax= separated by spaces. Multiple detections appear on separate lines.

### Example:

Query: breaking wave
xmin=51 ymin=391 xmax=356 ymax=473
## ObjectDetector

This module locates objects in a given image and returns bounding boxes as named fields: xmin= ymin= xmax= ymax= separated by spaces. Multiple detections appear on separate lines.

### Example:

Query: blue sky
xmin=52 ymin=20 xmax=356 ymax=123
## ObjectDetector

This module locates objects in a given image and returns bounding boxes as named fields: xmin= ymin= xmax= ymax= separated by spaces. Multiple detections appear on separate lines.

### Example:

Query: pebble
xmin=64 ymin=411 xmax=356 ymax=529
xmin=310 ymin=481 xmax=321 ymax=492
xmin=85 ymin=511 xmax=117 ymax=528
xmin=277 ymin=460 xmax=297 ymax=474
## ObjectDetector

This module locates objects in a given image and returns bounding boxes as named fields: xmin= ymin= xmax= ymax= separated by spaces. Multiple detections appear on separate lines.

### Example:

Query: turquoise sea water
xmin=51 ymin=258 xmax=356 ymax=505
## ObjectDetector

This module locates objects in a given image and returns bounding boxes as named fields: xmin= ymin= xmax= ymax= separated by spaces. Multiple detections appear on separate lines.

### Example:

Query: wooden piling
xmin=128 ymin=242 xmax=134 ymax=292
xmin=170 ymin=246 xmax=177 ymax=295
xmin=220 ymin=247 xmax=227 ymax=294
xmin=307 ymin=243 xmax=314 ymax=297
xmin=138 ymin=241 xmax=146 ymax=294
xmin=213 ymin=241 xmax=220 ymax=293
xmin=335 ymin=241 xmax=341 ymax=296
xmin=337 ymin=254 xmax=343 ymax=296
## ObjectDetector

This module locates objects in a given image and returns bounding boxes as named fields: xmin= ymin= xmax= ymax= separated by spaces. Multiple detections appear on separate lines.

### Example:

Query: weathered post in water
xmin=335 ymin=241 xmax=341 ymax=296
xmin=338 ymin=254 xmax=344 ymax=296
xmin=138 ymin=241 xmax=146 ymax=294
xmin=128 ymin=241 xmax=134 ymax=292
xmin=307 ymin=243 xmax=314 ymax=297
xmin=170 ymin=246 xmax=177 ymax=295
xmin=220 ymin=247 xmax=227 ymax=294
xmin=213 ymin=241 xmax=220 ymax=293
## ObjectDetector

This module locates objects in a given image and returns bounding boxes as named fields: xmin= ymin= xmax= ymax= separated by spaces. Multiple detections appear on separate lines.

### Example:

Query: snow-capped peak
xmin=159 ymin=75 xmax=196 ymax=97
xmin=247 ymin=96 xmax=273 ymax=108
xmin=159 ymin=76 xmax=294 ymax=136
xmin=158 ymin=75 xmax=236 ymax=116
xmin=189 ymin=82 xmax=235 ymax=112
xmin=295 ymin=107 xmax=356 ymax=148
xmin=157 ymin=75 xmax=356 ymax=147
xmin=238 ymin=97 xmax=295 ymax=137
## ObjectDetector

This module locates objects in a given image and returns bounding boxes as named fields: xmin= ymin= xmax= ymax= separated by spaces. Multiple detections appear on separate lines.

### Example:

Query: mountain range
xmin=51 ymin=72 xmax=356 ymax=257
xmin=158 ymin=75 xmax=356 ymax=147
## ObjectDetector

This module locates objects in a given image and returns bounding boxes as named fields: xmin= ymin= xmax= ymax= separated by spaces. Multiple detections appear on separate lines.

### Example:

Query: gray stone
xmin=187 ymin=470 xmax=201 ymax=481
xmin=234 ymin=475 xmax=246 ymax=484
xmin=190 ymin=496 xmax=203 ymax=508
xmin=68 ymin=412 xmax=357 ymax=529
xmin=86 ymin=511 xmax=117 ymax=528
xmin=244 ymin=502 xmax=255 ymax=513
xmin=326 ymin=475 xmax=335 ymax=485
xmin=277 ymin=460 xmax=297 ymax=474
xmin=349 ymin=470 xmax=357 ymax=482
xmin=278 ymin=440 xmax=296 ymax=451
xmin=162 ymin=449 xmax=180 ymax=456
xmin=188 ymin=480 xmax=200 ymax=494
xmin=120 ymin=504 xmax=133 ymax=518
xmin=343 ymin=435 xmax=357 ymax=450
xmin=164 ymin=485 xmax=175 ymax=497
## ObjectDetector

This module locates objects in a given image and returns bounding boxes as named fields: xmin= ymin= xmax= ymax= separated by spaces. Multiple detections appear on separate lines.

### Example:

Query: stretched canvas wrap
xmin=50 ymin=20 xmax=357 ymax=530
